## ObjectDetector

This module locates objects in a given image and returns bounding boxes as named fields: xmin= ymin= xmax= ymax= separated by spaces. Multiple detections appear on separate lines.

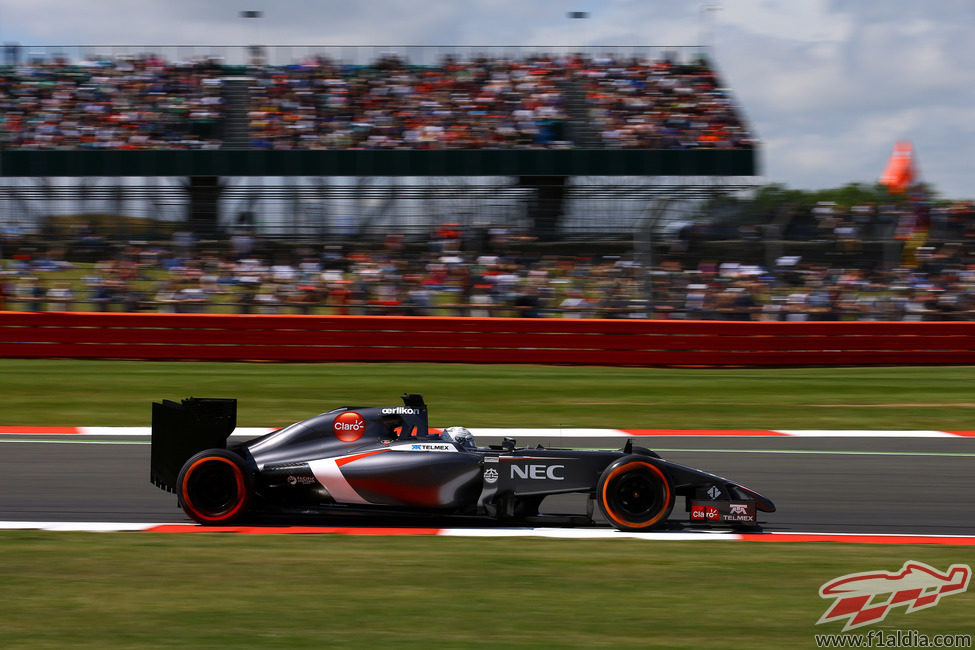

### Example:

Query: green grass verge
xmin=1 ymin=533 xmax=972 ymax=649
xmin=2 ymin=359 xmax=975 ymax=429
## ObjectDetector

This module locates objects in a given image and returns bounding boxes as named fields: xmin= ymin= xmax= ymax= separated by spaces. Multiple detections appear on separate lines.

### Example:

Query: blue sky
xmin=1 ymin=0 xmax=972 ymax=199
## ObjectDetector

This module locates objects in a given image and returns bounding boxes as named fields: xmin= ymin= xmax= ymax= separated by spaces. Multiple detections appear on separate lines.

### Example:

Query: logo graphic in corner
xmin=483 ymin=467 xmax=499 ymax=484
xmin=333 ymin=411 xmax=366 ymax=442
xmin=817 ymin=560 xmax=971 ymax=631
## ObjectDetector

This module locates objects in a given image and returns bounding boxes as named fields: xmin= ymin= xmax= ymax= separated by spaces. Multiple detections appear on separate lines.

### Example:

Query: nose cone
xmin=732 ymin=484 xmax=776 ymax=512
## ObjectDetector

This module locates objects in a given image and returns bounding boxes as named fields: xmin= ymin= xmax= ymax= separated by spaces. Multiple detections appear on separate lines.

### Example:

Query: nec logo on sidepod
xmin=817 ymin=560 xmax=971 ymax=631
xmin=333 ymin=411 xmax=366 ymax=442
xmin=510 ymin=464 xmax=565 ymax=480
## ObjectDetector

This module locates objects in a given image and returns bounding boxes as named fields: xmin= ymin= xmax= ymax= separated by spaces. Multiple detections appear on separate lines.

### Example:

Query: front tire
xmin=597 ymin=456 xmax=673 ymax=531
xmin=177 ymin=449 xmax=252 ymax=525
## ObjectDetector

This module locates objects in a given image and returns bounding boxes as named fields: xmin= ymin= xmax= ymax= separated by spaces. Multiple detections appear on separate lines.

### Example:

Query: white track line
xmin=1 ymin=521 xmax=974 ymax=545
xmin=0 ymin=521 xmax=179 ymax=532
xmin=774 ymin=430 xmax=958 ymax=438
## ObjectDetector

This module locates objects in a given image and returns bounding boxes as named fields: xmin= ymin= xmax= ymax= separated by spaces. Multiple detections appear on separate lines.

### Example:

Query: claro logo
xmin=510 ymin=464 xmax=565 ymax=480
xmin=333 ymin=411 xmax=366 ymax=442
xmin=691 ymin=505 xmax=720 ymax=521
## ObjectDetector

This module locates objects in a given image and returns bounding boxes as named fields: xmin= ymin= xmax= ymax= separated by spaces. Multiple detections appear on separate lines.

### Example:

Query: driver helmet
xmin=442 ymin=426 xmax=476 ymax=451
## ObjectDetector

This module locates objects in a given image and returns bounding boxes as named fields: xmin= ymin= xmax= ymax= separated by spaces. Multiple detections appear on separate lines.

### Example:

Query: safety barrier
xmin=1 ymin=311 xmax=974 ymax=366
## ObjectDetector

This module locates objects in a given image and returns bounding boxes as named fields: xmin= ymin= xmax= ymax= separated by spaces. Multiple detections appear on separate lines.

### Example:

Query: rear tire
xmin=177 ymin=449 xmax=252 ymax=525
xmin=597 ymin=456 xmax=673 ymax=531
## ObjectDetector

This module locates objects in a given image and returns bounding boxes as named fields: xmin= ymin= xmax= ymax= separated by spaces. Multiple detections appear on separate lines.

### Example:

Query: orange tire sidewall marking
xmin=600 ymin=460 xmax=671 ymax=529
xmin=181 ymin=456 xmax=247 ymax=522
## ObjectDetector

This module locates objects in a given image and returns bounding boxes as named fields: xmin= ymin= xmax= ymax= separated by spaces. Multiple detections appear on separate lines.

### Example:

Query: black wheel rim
xmin=187 ymin=462 xmax=239 ymax=516
xmin=611 ymin=472 xmax=663 ymax=521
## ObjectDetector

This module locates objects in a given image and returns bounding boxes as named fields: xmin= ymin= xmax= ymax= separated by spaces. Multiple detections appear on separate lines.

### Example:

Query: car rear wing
xmin=150 ymin=397 xmax=237 ymax=493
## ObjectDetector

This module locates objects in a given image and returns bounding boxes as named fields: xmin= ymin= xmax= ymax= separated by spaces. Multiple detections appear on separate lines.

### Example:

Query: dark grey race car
xmin=150 ymin=394 xmax=775 ymax=530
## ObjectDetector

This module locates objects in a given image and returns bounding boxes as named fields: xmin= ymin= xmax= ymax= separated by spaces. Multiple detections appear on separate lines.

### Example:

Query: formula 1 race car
xmin=150 ymin=394 xmax=775 ymax=530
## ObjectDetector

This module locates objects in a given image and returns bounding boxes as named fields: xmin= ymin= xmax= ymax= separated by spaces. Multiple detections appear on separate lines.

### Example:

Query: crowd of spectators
xmin=248 ymin=53 xmax=572 ymax=150
xmin=0 ymin=50 xmax=962 ymax=319
xmin=0 ymin=51 xmax=753 ymax=151
xmin=3 ymin=201 xmax=975 ymax=321
xmin=0 ymin=54 xmax=226 ymax=150
xmin=581 ymin=56 xmax=753 ymax=149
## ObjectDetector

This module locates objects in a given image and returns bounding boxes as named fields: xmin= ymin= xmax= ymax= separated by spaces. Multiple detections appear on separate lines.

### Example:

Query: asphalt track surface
xmin=2 ymin=433 xmax=973 ymax=535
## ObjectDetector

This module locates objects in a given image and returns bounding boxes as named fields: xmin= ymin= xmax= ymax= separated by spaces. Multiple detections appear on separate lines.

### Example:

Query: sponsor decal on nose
xmin=690 ymin=505 xmax=721 ymax=521
xmin=333 ymin=411 xmax=366 ymax=442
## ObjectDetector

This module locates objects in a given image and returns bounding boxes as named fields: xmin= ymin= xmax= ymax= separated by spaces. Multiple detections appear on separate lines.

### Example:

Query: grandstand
xmin=0 ymin=44 xmax=757 ymax=243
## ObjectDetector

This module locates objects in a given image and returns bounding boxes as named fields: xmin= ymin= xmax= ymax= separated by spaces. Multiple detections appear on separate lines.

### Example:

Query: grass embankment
xmin=1 ymin=533 xmax=973 ymax=649
xmin=1 ymin=359 xmax=974 ymax=429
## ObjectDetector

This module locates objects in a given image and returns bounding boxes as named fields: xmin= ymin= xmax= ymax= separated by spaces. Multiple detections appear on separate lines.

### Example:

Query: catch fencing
xmin=0 ymin=311 xmax=973 ymax=366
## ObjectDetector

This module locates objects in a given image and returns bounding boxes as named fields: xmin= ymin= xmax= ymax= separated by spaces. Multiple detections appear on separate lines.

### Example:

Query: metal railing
xmin=0 ymin=177 xmax=751 ymax=239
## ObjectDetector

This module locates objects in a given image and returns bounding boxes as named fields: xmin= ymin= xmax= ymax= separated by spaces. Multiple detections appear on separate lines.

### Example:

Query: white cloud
xmin=720 ymin=0 xmax=854 ymax=44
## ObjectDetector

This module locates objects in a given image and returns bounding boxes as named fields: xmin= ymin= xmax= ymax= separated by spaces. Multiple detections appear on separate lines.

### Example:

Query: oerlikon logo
xmin=333 ymin=411 xmax=366 ymax=442
xmin=817 ymin=560 xmax=971 ymax=631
